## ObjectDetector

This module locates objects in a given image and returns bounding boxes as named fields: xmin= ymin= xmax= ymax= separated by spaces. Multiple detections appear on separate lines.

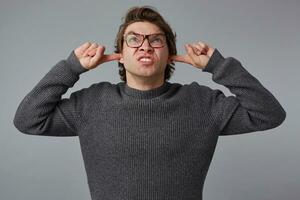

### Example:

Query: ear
xmin=167 ymin=56 xmax=173 ymax=64
xmin=119 ymin=54 xmax=124 ymax=64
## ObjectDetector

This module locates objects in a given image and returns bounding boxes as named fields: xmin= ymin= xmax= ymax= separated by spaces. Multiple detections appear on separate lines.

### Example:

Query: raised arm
xmin=13 ymin=42 xmax=121 ymax=136
xmin=172 ymin=41 xmax=286 ymax=135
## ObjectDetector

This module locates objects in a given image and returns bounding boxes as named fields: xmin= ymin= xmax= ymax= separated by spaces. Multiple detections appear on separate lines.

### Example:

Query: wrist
xmin=66 ymin=50 xmax=89 ymax=74
xmin=202 ymin=49 xmax=225 ymax=73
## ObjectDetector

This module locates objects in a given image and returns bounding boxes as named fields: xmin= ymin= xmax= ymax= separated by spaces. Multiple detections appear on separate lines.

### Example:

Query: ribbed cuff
xmin=66 ymin=50 xmax=89 ymax=75
xmin=202 ymin=48 xmax=225 ymax=74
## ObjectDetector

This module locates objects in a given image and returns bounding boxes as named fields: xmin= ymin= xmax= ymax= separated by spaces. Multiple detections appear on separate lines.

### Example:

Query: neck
xmin=126 ymin=74 xmax=165 ymax=91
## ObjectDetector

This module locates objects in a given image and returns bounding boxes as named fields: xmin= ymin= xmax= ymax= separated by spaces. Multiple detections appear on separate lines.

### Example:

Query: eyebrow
xmin=125 ymin=31 xmax=165 ymax=35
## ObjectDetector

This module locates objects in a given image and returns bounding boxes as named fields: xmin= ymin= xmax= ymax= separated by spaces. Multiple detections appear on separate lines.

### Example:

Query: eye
xmin=151 ymin=37 xmax=162 ymax=43
xmin=149 ymin=35 xmax=165 ymax=45
xmin=127 ymin=35 xmax=141 ymax=43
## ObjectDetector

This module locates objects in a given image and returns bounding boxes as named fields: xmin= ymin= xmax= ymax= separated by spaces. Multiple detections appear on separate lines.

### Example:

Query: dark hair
xmin=114 ymin=6 xmax=177 ymax=82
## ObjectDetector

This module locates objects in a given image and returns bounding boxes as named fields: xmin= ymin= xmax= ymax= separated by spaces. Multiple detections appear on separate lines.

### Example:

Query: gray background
xmin=1 ymin=0 xmax=299 ymax=199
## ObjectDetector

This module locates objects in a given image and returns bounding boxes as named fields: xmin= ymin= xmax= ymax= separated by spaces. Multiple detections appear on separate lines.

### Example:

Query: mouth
xmin=137 ymin=55 xmax=155 ymax=65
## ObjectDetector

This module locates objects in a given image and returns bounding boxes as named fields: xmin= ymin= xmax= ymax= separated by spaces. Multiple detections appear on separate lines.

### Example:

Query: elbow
xmin=13 ymin=115 xmax=31 ymax=135
xmin=13 ymin=106 xmax=33 ymax=135
xmin=265 ymin=106 xmax=287 ymax=130
xmin=13 ymin=114 xmax=43 ymax=135
xmin=273 ymin=108 xmax=286 ymax=127
xmin=13 ymin=117 xmax=27 ymax=135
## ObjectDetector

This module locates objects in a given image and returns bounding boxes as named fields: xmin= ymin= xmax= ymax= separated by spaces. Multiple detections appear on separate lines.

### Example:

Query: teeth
xmin=140 ymin=58 xmax=151 ymax=62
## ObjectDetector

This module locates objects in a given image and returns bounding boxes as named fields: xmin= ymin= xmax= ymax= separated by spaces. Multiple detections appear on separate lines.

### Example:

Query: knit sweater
xmin=13 ymin=48 xmax=286 ymax=200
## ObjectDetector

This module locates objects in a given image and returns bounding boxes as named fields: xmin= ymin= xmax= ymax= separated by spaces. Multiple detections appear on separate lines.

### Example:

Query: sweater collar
xmin=120 ymin=81 xmax=171 ymax=99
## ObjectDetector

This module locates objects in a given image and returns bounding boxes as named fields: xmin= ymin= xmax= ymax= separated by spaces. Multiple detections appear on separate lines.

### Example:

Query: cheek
xmin=156 ymin=49 xmax=169 ymax=63
xmin=121 ymin=48 xmax=135 ymax=64
xmin=125 ymin=47 xmax=137 ymax=55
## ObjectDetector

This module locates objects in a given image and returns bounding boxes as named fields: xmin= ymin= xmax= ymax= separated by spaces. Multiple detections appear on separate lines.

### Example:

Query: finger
xmin=198 ymin=41 xmax=215 ymax=57
xmin=198 ymin=41 xmax=210 ymax=53
xmin=185 ymin=44 xmax=197 ymax=64
xmin=187 ymin=44 xmax=199 ymax=55
xmin=191 ymin=43 xmax=204 ymax=55
xmin=101 ymin=54 xmax=122 ymax=63
xmin=75 ymin=42 xmax=91 ymax=56
xmin=80 ymin=42 xmax=91 ymax=52
xmin=88 ymin=43 xmax=99 ymax=53
xmin=198 ymin=41 xmax=208 ymax=49
xmin=190 ymin=43 xmax=205 ymax=56
xmin=195 ymin=43 xmax=207 ymax=55
xmin=87 ymin=48 xmax=97 ymax=56
xmin=83 ymin=43 xmax=98 ymax=56
xmin=170 ymin=55 xmax=192 ymax=65
xmin=90 ymin=46 xmax=105 ymax=64
xmin=207 ymin=48 xmax=215 ymax=58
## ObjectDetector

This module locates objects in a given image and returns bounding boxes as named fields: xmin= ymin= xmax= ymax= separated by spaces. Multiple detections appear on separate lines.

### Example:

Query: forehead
xmin=124 ymin=21 xmax=163 ymax=35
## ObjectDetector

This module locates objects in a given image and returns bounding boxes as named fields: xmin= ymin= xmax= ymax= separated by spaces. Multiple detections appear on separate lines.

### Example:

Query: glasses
xmin=123 ymin=32 xmax=166 ymax=48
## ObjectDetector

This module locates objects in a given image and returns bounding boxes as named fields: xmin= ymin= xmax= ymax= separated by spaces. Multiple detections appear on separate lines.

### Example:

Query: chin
xmin=125 ymin=63 xmax=165 ymax=77
xmin=127 ymin=69 xmax=160 ymax=79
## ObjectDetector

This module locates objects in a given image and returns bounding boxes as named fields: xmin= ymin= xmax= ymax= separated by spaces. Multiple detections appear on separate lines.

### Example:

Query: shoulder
xmin=179 ymin=81 xmax=214 ymax=95
xmin=175 ymin=81 xmax=226 ymax=103
xmin=87 ymin=81 xmax=115 ymax=91
xmin=69 ymin=81 xmax=117 ymax=99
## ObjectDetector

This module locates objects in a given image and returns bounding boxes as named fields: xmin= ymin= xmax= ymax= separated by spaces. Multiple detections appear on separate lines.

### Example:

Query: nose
xmin=139 ymin=38 xmax=154 ymax=53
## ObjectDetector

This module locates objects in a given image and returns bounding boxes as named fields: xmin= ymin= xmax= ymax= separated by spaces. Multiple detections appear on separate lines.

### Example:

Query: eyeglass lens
xmin=125 ymin=33 xmax=165 ymax=48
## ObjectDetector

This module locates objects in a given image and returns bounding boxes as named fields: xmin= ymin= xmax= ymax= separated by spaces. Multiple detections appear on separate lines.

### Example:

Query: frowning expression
xmin=119 ymin=21 xmax=170 ymax=81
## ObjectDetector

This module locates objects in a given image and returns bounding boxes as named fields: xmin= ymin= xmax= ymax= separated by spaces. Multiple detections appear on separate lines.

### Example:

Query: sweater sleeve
xmin=13 ymin=50 xmax=89 ymax=136
xmin=201 ymin=49 xmax=286 ymax=136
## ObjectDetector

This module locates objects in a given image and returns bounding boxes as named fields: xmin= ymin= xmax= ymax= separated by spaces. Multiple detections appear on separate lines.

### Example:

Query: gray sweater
xmin=13 ymin=49 xmax=286 ymax=200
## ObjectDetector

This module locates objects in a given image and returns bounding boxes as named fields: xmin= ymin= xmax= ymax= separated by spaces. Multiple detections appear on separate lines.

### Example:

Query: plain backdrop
xmin=1 ymin=0 xmax=299 ymax=199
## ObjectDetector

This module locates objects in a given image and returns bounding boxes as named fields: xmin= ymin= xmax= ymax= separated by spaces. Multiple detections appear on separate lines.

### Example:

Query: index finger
xmin=170 ymin=55 xmax=192 ymax=65
xmin=99 ymin=54 xmax=122 ymax=64
xmin=102 ymin=54 xmax=122 ymax=62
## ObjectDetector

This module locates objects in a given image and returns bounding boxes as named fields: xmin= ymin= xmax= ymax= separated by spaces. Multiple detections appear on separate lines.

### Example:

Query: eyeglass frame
xmin=123 ymin=31 xmax=167 ymax=48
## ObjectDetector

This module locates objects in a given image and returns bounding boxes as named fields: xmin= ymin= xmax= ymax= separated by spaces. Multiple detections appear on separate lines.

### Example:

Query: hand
xmin=170 ymin=41 xmax=215 ymax=69
xmin=74 ymin=42 xmax=121 ymax=70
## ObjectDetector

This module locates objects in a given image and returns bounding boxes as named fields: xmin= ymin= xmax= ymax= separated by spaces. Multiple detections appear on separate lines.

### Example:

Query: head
xmin=114 ymin=6 xmax=177 ymax=83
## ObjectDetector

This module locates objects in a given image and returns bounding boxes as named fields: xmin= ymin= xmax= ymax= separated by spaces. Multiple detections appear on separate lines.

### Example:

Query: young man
xmin=14 ymin=6 xmax=286 ymax=200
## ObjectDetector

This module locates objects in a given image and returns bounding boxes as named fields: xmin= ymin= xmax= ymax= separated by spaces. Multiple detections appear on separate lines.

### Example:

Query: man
xmin=14 ymin=6 xmax=286 ymax=200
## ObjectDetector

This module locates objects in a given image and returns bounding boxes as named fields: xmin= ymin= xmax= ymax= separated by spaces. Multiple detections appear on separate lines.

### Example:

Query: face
xmin=119 ymin=21 xmax=170 ymax=82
